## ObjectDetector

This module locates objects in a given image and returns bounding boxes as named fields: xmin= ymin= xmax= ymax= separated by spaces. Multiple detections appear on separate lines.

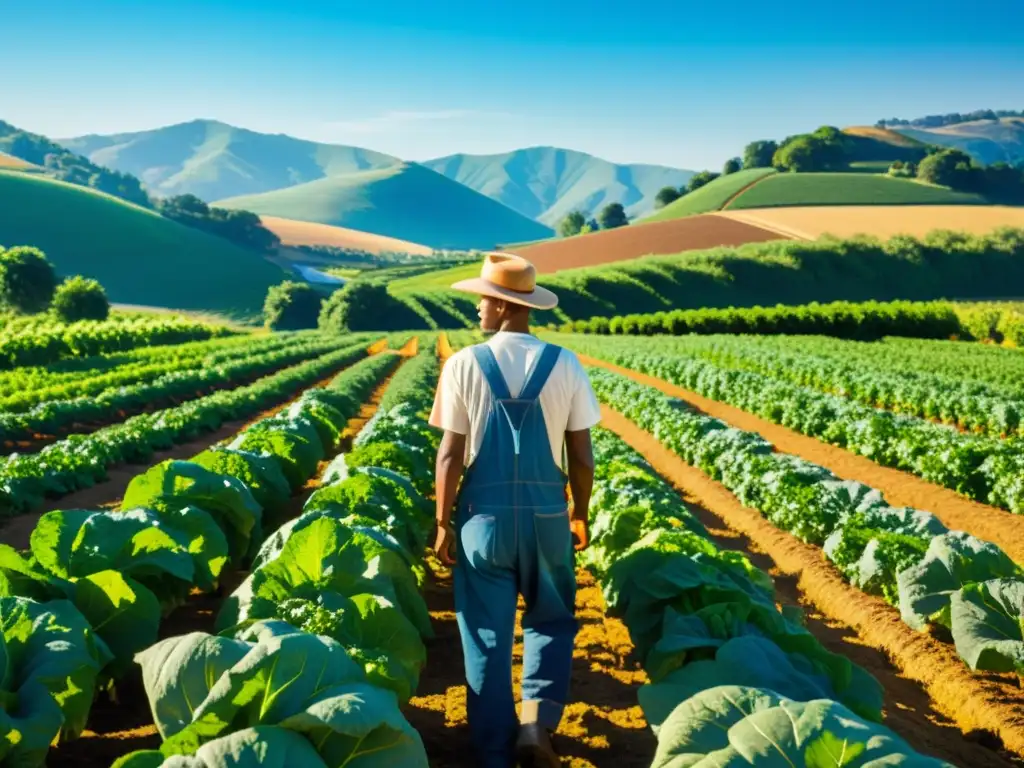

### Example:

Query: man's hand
xmin=434 ymin=522 xmax=457 ymax=566
xmin=570 ymin=514 xmax=589 ymax=551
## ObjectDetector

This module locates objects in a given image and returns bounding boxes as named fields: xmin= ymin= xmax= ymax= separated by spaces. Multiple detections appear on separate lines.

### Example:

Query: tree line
xmin=0 ymin=245 xmax=110 ymax=322
xmin=876 ymin=109 xmax=1024 ymax=129
xmin=557 ymin=202 xmax=630 ymax=238
xmin=0 ymin=121 xmax=280 ymax=254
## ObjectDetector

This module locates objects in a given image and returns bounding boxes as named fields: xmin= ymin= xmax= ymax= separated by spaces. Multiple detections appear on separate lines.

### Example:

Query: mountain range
xmin=57 ymin=120 xmax=694 ymax=228
xmin=893 ymin=118 xmax=1024 ymax=166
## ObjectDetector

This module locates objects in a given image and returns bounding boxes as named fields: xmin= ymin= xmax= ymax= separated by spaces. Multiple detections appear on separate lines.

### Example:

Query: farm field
xmin=641 ymin=167 xmax=779 ymax=221
xmin=0 ymin=171 xmax=290 ymax=321
xmin=726 ymin=172 xmax=988 ymax=208
xmin=2 ymin=319 xmax=1024 ymax=767
xmin=507 ymin=212 xmax=788 ymax=271
xmin=0 ymin=150 xmax=35 ymax=169
xmin=719 ymin=204 xmax=1024 ymax=239
xmin=258 ymin=214 xmax=434 ymax=255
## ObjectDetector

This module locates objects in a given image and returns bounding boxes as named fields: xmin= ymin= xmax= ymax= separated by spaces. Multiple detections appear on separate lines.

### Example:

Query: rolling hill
xmin=894 ymin=118 xmax=1024 ymax=166
xmin=213 ymin=162 xmax=554 ymax=250
xmin=0 ymin=170 xmax=289 ymax=320
xmin=723 ymin=173 xmax=987 ymax=209
xmin=642 ymin=168 xmax=778 ymax=222
xmin=420 ymin=146 xmax=694 ymax=225
xmin=59 ymin=119 xmax=399 ymax=202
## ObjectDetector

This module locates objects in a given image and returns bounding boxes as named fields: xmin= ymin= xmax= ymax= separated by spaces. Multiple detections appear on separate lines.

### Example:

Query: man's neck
xmin=497 ymin=317 xmax=531 ymax=335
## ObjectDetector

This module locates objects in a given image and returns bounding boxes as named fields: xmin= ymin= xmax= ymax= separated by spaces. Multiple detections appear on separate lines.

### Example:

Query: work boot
xmin=516 ymin=723 xmax=560 ymax=767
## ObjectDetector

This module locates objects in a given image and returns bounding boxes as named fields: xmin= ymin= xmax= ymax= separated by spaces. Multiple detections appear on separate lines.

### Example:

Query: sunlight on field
xmin=716 ymin=205 xmax=1024 ymax=240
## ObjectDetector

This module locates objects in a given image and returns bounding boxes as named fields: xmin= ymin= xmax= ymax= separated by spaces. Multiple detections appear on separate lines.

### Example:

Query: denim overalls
xmin=453 ymin=342 xmax=578 ymax=767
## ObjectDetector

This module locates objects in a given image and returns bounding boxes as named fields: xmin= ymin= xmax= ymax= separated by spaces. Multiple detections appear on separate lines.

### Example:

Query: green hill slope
xmin=0 ymin=171 xmax=288 ymax=319
xmin=895 ymin=118 xmax=1024 ymax=166
xmin=213 ymin=162 xmax=554 ymax=250
xmin=642 ymin=168 xmax=778 ymax=221
xmin=725 ymin=172 xmax=987 ymax=209
xmin=59 ymin=119 xmax=399 ymax=202
xmin=421 ymin=146 xmax=694 ymax=225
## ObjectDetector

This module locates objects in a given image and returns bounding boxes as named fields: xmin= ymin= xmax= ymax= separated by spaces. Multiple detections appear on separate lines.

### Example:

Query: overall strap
xmin=519 ymin=344 xmax=562 ymax=401
xmin=471 ymin=345 xmax=512 ymax=400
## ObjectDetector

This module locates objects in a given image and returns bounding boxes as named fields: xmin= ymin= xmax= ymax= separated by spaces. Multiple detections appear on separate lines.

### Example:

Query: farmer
xmin=429 ymin=252 xmax=600 ymax=768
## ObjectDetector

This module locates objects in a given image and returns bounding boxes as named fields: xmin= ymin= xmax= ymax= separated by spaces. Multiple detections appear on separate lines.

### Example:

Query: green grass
xmin=726 ymin=172 xmax=988 ymax=209
xmin=0 ymin=171 xmax=290 ymax=321
xmin=642 ymin=168 xmax=778 ymax=222
xmin=214 ymin=162 xmax=553 ymax=251
xmin=389 ymin=262 xmax=480 ymax=295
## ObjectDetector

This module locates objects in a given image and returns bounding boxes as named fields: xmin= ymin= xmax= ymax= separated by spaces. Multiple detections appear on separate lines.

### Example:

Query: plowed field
xmin=508 ymin=214 xmax=787 ymax=273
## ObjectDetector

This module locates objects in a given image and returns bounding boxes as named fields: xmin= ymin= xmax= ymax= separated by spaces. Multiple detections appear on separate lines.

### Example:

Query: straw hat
xmin=450 ymin=252 xmax=558 ymax=311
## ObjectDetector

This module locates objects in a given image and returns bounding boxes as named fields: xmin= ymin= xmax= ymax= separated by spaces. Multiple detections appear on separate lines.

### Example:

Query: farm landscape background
xmin=3 ymin=2 xmax=1024 ymax=766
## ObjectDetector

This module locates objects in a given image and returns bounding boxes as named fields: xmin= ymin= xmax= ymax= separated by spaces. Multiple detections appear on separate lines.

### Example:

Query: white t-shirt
xmin=429 ymin=332 xmax=602 ymax=467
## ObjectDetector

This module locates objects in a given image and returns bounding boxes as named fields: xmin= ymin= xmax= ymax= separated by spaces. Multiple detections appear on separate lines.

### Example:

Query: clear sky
xmin=2 ymin=0 xmax=1021 ymax=170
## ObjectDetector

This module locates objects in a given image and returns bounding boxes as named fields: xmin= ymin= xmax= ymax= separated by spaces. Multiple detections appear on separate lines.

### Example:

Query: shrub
xmin=0 ymin=245 xmax=58 ymax=313
xmin=263 ymin=281 xmax=324 ymax=330
xmin=52 ymin=275 xmax=110 ymax=322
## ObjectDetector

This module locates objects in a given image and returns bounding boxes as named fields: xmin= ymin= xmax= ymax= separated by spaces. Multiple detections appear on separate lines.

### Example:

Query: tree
xmin=318 ymin=280 xmax=420 ymax=332
xmin=742 ymin=140 xmax=778 ymax=169
xmin=51 ymin=275 xmax=109 ymax=322
xmin=723 ymin=157 xmax=742 ymax=175
xmin=686 ymin=171 xmax=720 ymax=193
xmin=558 ymin=211 xmax=586 ymax=237
xmin=598 ymin=203 xmax=628 ymax=230
xmin=263 ymin=280 xmax=324 ymax=330
xmin=0 ymin=246 xmax=58 ymax=313
xmin=655 ymin=186 xmax=681 ymax=208
xmin=916 ymin=149 xmax=977 ymax=189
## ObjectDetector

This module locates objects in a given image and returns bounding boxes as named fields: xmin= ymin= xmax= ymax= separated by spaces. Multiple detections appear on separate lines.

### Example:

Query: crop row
xmin=0 ymin=314 xmax=235 ymax=369
xmin=115 ymin=345 xmax=442 ymax=766
xmin=0 ymin=333 xmax=360 ymax=444
xmin=0 ymin=330 xmax=338 ymax=411
xmin=588 ymin=368 xmax=1024 ymax=680
xmin=561 ymin=337 xmax=1024 ymax=514
xmin=650 ymin=334 xmax=1024 ymax=437
xmin=584 ymin=425 xmax=953 ymax=765
xmin=0 ymin=348 xmax=403 ymax=767
xmin=0 ymin=336 xmax=376 ymax=518
xmin=560 ymin=298 xmax=965 ymax=341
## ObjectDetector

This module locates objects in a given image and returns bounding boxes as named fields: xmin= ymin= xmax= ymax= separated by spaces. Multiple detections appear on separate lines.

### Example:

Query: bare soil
xmin=579 ymin=355 xmax=1024 ymax=565
xmin=599 ymin=404 xmax=1024 ymax=765
xmin=405 ymin=564 xmax=657 ymax=767
xmin=508 ymin=214 xmax=787 ymax=273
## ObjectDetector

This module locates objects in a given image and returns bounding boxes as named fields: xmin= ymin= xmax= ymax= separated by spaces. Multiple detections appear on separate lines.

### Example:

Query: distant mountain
xmin=59 ymin=119 xmax=399 ymax=202
xmin=893 ymin=118 xmax=1024 ymax=166
xmin=421 ymin=147 xmax=694 ymax=226
xmin=213 ymin=162 xmax=554 ymax=251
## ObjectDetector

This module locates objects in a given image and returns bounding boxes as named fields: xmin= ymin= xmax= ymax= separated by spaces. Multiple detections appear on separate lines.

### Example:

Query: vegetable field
xmin=2 ymin=320 xmax=1024 ymax=767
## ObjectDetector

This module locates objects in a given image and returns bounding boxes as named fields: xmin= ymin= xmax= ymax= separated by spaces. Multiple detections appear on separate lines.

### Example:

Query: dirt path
xmin=44 ymin=344 xmax=409 ymax=768
xmin=578 ymin=354 xmax=1024 ymax=565
xmin=405 ymin=564 xmax=656 ymax=767
xmin=598 ymin=404 xmax=1024 ymax=765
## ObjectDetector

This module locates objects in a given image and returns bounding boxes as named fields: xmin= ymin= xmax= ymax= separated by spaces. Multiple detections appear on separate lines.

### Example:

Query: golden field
xmin=715 ymin=205 xmax=1024 ymax=240
xmin=259 ymin=215 xmax=433 ymax=255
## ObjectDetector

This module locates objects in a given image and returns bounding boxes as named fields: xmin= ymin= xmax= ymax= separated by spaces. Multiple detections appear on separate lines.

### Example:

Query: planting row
xmin=0 ymin=336 xmax=377 ymax=518
xmin=588 ymin=368 xmax=1024 ymax=680
xmin=0 ymin=349 xmax=402 ymax=767
xmin=584 ymin=425 xmax=954 ymax=765
xmin=0 ymin=330 xmax=342 ymax=411
xmin=0 ymin=333 xmax=364 ymax=444
xmin=560 ymin=335 xmax=1024 ymax=514
xmin=645 ymin=333 xmax=1024 ymax=437
xmin=114 ymin=345 xmax=443 ymax=766
xmin=0 ymin=314 xmax=235 ymax=370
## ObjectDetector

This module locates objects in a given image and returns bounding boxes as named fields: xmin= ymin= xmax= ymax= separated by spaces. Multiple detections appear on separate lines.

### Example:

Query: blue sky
xmin=2 ymin=0 xmax=1021 ymax=169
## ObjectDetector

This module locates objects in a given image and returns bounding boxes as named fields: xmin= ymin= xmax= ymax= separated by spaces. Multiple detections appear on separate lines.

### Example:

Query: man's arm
xmin=434 ymin=429 xmax=466 ymax=564
xmin=565 ymin=428 xmax=595 ymax=549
